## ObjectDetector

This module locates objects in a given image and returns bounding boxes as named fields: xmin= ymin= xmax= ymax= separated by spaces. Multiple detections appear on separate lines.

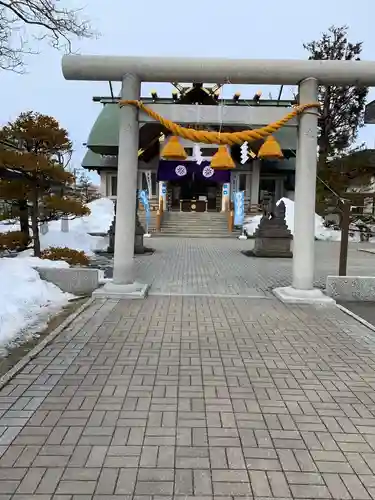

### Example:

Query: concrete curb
xmin=0 ymin=297 xmax=95 ymax=390
xmin=358 ymin=248 xmax=375 ymax=255
xmin=336 ymin=303 xmax=375 ymax=334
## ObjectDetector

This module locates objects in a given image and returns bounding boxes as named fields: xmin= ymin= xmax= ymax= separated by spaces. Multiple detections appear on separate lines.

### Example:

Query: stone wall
xmin=326 ymin=276 xmax=375 ymax=302
xmin=36 ymin=267 xmax=99 ymax=296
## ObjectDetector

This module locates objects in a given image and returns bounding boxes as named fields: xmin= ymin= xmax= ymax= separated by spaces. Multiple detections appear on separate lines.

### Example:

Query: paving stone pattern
xmin=126 ymin=239 xmax=375 ymax=297
xmin=2 ymin=296 xmax=375 ymax=498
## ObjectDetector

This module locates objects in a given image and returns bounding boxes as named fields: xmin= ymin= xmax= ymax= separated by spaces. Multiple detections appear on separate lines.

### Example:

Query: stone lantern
xmin=108 ymin=194 xmax=146 ymax=254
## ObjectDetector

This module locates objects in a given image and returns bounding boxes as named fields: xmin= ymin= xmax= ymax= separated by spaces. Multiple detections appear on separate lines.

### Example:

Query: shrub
xmin=0 ymin=231 xmax=29 ymax=251
xmin=40 ymin=247 xmax=90 ymax=266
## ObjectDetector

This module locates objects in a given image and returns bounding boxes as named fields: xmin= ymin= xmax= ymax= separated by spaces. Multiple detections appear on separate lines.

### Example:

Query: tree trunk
xmin=19 ymin=199 xmax=30 ymax=249
xmin=30 ymin=189 xmax=41 ymax=257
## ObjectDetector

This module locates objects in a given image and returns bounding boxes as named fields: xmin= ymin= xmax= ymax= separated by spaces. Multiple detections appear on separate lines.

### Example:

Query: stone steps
xmin=157 ymin=233 xmax=238 ymax=238
xmin=136 ymin=211 xmax=242 ymax=237
xmin=137 ymin=212 xmax=157 ymax=232
xmin=158 ymin=212 xmax=240 ymax=238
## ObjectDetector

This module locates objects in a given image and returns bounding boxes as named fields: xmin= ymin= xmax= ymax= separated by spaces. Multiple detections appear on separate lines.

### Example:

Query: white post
xmin=100 ymin=172 xmax=107 ymax=197
xmin=40 ymin=222 xmax=49 ymax=235
xmin=230 ymin=172 xmax=238 ymax=204
xmin=275 ymin=178 xmax=284 ymax=202
xmin=221 ymin=183 xmax=230 ymax=212
xmin=273 ymin=77 xmax=333 ymax=304
xmin=159 ymin=181 xmax=167 ymax=209
xmin=245 ymin=173 xmax=251 ymax=211
xmin=250 ymin=160 xmax=260 ymax=212
xmin=61 ymin=217 xmax=69 ymax=233
xmin=94 ymin=73 xmax=149 ymax=298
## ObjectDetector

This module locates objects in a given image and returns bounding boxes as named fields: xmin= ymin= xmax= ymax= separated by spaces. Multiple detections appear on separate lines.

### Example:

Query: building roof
xmin=365 ymin=100 xmax=375 ymax=124
xmin=83 ymin=85 xmax=297 ymax=171
xmin=82 ymin=149 xmax=102 ymax=170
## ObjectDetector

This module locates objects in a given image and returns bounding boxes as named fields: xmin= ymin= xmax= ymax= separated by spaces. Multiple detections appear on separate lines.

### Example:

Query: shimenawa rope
xmin=119 ymin=100 xmax=320 ymax=146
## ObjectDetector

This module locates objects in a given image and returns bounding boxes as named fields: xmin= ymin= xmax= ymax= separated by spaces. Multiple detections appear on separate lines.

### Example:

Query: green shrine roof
xmin=87 ymin=103 xmax=120 ymax=155
xmin=81 ymin=149 xmax=102 ymax=169
xmin=83 ymin=85 xmax=298 ymax=171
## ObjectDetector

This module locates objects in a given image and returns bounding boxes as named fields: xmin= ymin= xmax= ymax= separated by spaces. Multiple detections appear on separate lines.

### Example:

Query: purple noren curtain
xmin=157 ymin=160 xmax=231 ymax=183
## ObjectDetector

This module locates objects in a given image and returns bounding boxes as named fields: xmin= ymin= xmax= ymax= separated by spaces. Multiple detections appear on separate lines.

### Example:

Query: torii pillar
xmin=273 ymin=77 xmax=325 ymax=303
xmin=62 ymin=55 xmax=375 ymax=302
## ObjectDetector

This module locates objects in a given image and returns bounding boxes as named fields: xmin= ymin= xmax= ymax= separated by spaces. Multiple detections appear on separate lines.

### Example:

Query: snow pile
xmin=244 ymin=197 xmax=342 ymax=241
xmin=0 ymin=198 xmax=116 ymax=353
xmin=45 ymin=197 xmax=114 ymax=254
xmin=0 ymin=257 xmax=73 ymax=350
xmin=48 ymin=197 xmax=114 ymax=235
xmin=0 ymin=220 xmax=19 ymax=233
xmin=15 ymin=253 xmax=69 ymax=268
xmin=0 ymin=197 xmax=114 ymax=255
xmin=40 ymin=229 xmax=103 ymax=255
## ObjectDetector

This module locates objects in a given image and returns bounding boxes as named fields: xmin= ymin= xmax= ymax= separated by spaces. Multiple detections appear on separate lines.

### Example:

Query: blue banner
xmin=139 ymin=190 xmax=150 ymax=229
xmin=234 ymin=191 xmax=245 ymax=226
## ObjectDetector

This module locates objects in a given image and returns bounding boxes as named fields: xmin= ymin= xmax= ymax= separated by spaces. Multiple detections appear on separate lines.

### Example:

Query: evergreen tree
xmin=303 ymin=25 xmax=370 ymax=204
xmin=0 ymin=111 xmax=89 ymax=256
xmin=76 ymin=170 xmax=100 ymax=204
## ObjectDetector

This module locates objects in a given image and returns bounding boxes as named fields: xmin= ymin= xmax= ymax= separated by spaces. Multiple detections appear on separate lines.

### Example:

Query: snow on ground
xmin=0 ymin=197 xmax=114 ymax=255
xmin=0 ymin=198 xmax=114 ymax=353
xmin=0 ymin=257 xmax=73 ymax=353
xmin=15 ymin=254 xmax=69 ymax=268
xmin=244 ymin=197 xmax=367 ymax=242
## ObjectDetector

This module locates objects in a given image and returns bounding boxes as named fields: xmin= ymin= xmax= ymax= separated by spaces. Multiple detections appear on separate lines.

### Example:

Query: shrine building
xmin=82 ymin=84 xmax=297 ymax=224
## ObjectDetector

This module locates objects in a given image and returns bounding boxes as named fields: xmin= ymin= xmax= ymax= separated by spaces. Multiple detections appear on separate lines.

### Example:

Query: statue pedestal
xmin=134 ymin=215 xmax=145 ymax=254
xmin=250 ymin=201 xmax=293 ymax=258
xmin=108 ymin=217 xmax=116 ymax=254
xmin=253 ymin=233 xmax=293 ymax=258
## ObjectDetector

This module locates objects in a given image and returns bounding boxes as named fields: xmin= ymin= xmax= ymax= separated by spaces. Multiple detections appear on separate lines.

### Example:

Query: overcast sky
xmin=1 ymin=0 xmax=375 ymax=185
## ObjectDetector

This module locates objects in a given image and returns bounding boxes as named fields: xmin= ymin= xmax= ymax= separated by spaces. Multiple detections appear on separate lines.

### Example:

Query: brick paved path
xmin=130 ymin=239 xmax=375 ymax=296
xmin=2 ymin=296 xmax=375 ymax=498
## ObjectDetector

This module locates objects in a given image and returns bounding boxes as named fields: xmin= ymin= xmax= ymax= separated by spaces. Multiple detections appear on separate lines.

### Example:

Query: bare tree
xmin=0 ymin=0 xmax=97 ymax=72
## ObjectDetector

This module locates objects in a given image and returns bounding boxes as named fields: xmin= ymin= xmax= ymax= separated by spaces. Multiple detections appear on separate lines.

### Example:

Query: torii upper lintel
xmin=62 ymin=54 xmax=375 ymax=86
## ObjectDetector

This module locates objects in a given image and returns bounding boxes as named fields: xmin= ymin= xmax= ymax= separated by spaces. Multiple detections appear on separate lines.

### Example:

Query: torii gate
xmin=62 ymin=55 xmax=375 ymax=303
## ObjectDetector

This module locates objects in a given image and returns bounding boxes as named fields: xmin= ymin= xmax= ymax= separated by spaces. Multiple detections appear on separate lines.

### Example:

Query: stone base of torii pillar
xmin=273 ymin=286 xmax=335 ymax=305
xmin=93 ymin=281 xmax=150 ymax=299
xmin=93 ymin=212 xmax=150 ymax=299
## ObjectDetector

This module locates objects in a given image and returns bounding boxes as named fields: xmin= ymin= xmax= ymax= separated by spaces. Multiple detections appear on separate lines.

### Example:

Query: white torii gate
xmin=62 ymin=55 xmax=375 ymax=303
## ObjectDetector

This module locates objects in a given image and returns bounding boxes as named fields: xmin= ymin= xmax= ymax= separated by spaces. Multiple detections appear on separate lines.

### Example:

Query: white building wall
xmin=100 ymin=157 xmax=160 ymax=201
xmin=99 ymin=171 xmax=107 ymax=196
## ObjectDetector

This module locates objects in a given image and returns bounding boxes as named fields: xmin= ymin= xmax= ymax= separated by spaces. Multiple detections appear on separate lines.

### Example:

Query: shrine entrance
xmin=169 ymin=175 xmax=219 ymax=211
xmin=158 ymin=160 xmax=228 ymax=212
